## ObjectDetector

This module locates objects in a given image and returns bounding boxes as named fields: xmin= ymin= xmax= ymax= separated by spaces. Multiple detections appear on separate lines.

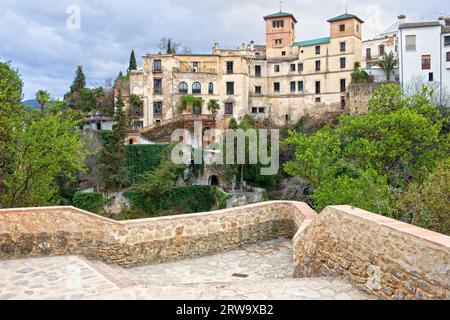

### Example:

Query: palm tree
xmin=375 ymin=52 xmax=398 ymax=82
xmin=207 ymin=99 xmax=220 ymax=119
xmin=35 ymin=90 xmax=50 ymax=111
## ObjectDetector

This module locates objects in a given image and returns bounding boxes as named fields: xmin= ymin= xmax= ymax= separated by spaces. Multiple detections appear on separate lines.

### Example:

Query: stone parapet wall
xmin=293 ymin=206 xmax=450 ymax=300
xmin=0 ymin=201 xmax=317 ymax=267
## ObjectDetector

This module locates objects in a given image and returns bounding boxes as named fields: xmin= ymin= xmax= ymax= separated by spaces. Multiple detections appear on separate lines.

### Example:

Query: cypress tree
xmin=127 ymin=50 xmax=137 ymax=74
xmin=70 ymin=66 xmax=86 ymax=93
xmin=99 ymin=90 xmax=130 ymax=190
xmin=167 ymin=39 xmax=173 ymax=54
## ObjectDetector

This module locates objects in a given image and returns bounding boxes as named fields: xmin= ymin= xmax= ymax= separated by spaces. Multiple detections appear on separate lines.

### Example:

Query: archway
xmin=128 ymin=139 xmax=134 ymax=145
xmin=208 ymin=175 xmax=220 ymax=186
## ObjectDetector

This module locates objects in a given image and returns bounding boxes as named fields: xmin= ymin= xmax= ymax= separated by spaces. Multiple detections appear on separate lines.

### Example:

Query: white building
xmin=362 ymin=20 xmax=400 ymax=82
xmin=398 ymin=16 xmax=450 ymax=102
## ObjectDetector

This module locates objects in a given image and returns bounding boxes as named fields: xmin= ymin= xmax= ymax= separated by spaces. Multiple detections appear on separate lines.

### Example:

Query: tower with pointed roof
xmin=264 ymin=11 xmax=297 ymax=50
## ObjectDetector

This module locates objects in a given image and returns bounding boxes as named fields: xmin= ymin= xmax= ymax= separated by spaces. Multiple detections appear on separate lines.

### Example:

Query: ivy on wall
xmin=125 ymin=144 xmax=169 ymax=184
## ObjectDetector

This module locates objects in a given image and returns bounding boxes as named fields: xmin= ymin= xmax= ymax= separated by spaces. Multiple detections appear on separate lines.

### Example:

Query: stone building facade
xmin=126 ymin=11 xmax=364 ymax=143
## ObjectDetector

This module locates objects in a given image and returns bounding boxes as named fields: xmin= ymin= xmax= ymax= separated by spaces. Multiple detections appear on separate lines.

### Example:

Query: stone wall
xmin=0 ymin=201 xmax=316 ymax=268
xmin=1 ymin=202 xmax=449 ymax=300
xmin=293 ymin=206 xmax=450 ymax=300
xmin=347 ymin=83 xmax=381 ymax=114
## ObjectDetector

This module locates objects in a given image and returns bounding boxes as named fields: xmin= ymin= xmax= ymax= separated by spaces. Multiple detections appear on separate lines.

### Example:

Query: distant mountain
xmin=22 ymin=99 xmax=41 ymax=109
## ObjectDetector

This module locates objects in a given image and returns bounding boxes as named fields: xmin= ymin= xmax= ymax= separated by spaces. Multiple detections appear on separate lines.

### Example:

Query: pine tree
xmin=127 ymin=50 xmax=137 ymax=74
xmin=70 ymin=66 xmax=86 ymax=93
xmin=99 ymin=90 xmax=130 ymax=190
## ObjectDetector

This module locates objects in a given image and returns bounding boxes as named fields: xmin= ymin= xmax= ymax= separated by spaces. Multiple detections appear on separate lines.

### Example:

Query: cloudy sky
xmin=0 ymin=0 xmax=447 ymax=99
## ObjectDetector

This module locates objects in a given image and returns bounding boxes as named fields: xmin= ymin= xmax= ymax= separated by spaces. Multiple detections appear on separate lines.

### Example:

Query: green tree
xmin=284 ymin=84 xmax=447 ymax=217
xmin=99 ymin=91 xmax=130 ymax=190
xmin=375 ymin=52 xmax=397 ymax=82
xmin=0 ymin=104 xmax=86 ymax=208
xmin=70 ymin=66 xmax=86 ymax=93
xmin=207 ymin=99 xmax=220 ymax=119
xmin=127 ymin=50 xmax=137 ymax=74
xmin=35 ymin=90 xmax=51 ymax=111
xmin=351 ymin=61 xmax=368 ymax=83
xmin=0 ymin=62 xmax=24 ymax=205
xmin=397 ymin=160 xmax=450 ymax=235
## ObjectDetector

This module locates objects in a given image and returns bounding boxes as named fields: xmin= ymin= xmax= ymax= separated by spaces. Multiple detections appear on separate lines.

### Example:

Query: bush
xmin=73 ymin=192 xmax=106 ymax=213
xmin=125 ymin=185 xmax=223 ymax=216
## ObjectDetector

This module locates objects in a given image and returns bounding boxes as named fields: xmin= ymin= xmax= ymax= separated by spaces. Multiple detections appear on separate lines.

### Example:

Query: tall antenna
xmin=345 ymin=2 xmax=348 ymax=14
xmin=279 ymin=0 xmax=284 ymax=12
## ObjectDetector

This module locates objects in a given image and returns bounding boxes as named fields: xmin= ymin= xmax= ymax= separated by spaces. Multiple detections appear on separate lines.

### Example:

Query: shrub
xmin=125 ymin=144 xmax=168 ymax=184
xmin=73 ymin=192 xmax=106 ymax=213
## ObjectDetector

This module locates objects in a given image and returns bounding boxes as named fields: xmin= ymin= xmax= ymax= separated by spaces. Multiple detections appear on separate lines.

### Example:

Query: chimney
xmin=212 ymin=42 xmax=220 ymax=51
xmin=398 ymin=14 xmax=406 ymax=24
xmin=250 ymin=40 xmax=255 ymax=50
xmin=241 ymin=43 xmax=246 ymax=50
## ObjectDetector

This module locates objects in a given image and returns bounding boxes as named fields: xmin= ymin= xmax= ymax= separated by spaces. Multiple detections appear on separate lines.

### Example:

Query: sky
xmin=0 ymin=0 xmax=447 ymax=100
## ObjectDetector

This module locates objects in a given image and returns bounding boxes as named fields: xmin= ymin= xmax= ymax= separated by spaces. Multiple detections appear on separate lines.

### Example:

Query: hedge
xmin=73 ymin=192 xmax=106 ymax=213
xmin=125 ymin=144 xmax=168 ymax=184
xmin=125 ymin=185 xmax=224 ymax=216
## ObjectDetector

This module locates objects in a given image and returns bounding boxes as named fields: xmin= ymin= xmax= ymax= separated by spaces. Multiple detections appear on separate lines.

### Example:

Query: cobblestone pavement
xmin=0 ymin=239 xmax=371 ymax=300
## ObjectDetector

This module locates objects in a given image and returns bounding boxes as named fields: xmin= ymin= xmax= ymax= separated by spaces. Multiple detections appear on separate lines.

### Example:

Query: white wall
xmin=399 ymin=26 xmax=442 ymax=86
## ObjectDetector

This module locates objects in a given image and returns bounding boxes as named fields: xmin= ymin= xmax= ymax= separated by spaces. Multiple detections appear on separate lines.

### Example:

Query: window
xmin=274 ymin=65 xmax=280 ymax=72
xmin=225 ymin=103 xmax=233 ymax=115
xmin=281 ymin=51 xmax=286 ymax=56
xmin=259 ymin=107 xmax=265 ymax=113
xmin=379 ymin=45 xmax=385 ymax=56
xmin=405 ymin=35 xmax=416 ymax=51
xmin=290 ymin=81 xmax=296 ymax=93
xmin=340 ymin=79 xmax=346 ymax=92
xmin=179 ymin=82 xmax=188 ymax=94
xmin=153 ymin=102 xmax=162 ymax=116
xmin=153 ymin=59 xmax=162 ymax=71
xmin=315 ymin=60 xmax=321 ymax=71
xmin=192 ymin=82 xmax=201 ymax=94
xmin=192 ymin=62 xmax=199 ymax=72
xmin=153 ymin=79 xmax=162 ymax=94
xmin=290 ymin=64 xmax=296 ymax=72
xmin=366 ymin=48 xmax=372 ymax=59
xmin=315 ymin=46 xmax=321 ymax=55
xmin=421 ymin=55 xmax=431 ymax=70
xmin=357 ymin=24 xmax=359 ymax=32
xmin=315 ymin=81 xmax=321 ymax=94
xmin=226 ymin=61 xmax=234 ymax=74
xmin=340 ymin=42 xmax=346 ymax=52
xmin=274 ymin=82 xmax=280 ymax=93
xmin=298 ymin=81 xmax=304 ymax=92
xmin=298 ymin=63 xmax=304 ymax=72
xmin=445 ymin=36 xmax=450 ymax=46
xmin=429 ymin=72 xmax=433 ymax=82
xmin=339 ymin=24 xmax=345 ymax=32
xmin=255 ymin=65 xmax=261 ymax=77
xmin=446 ymin=20 xmax=450 ymax=27
xmin=255 ymin=86 xmax=262 ymax=94
xmin=272 ymin=20 xmax=284 ymax=28
xmin=340 ymin=57 xmax=346 ymax=69
xmin=251 ymin=107 xmax=258 ymax=114
xmin=226 ymin=82 xmax=234 ymax=95
xmin=208 ymin=82 xmax=214 ymax=94
xmin=275 ymin=39 xmax=283 ymax=45
xmin=315 ymin=97 xmax=321 ymax=103
xmin=285 ymin=114 xmax=290 ymax=122
xmin=447 ymin=52 xmax=450 ymax=62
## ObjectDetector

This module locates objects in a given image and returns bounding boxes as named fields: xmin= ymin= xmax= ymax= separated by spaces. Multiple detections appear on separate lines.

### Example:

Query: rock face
xmin=0 ymin=202 xmax=449 ymax=300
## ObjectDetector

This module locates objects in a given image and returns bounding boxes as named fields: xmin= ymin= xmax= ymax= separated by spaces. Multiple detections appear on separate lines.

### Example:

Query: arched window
xmin=208 ymin=82 xmax=214 ymax=95
xmin=192 ymin=82 xmax=201 ymax=94
xmin=179 ymin=82 xmax=188 ymax=94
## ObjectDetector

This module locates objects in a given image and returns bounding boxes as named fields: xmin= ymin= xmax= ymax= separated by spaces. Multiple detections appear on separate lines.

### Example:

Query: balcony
xmin=175 ymin=67 xmax=217 ymax=74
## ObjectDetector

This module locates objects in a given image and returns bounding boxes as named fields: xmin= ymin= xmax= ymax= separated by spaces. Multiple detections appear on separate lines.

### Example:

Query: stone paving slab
xmin=0 ymin=256 xmax=119 ymax=300
xmin=0 ymin=239 xmax=371 ymax=300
